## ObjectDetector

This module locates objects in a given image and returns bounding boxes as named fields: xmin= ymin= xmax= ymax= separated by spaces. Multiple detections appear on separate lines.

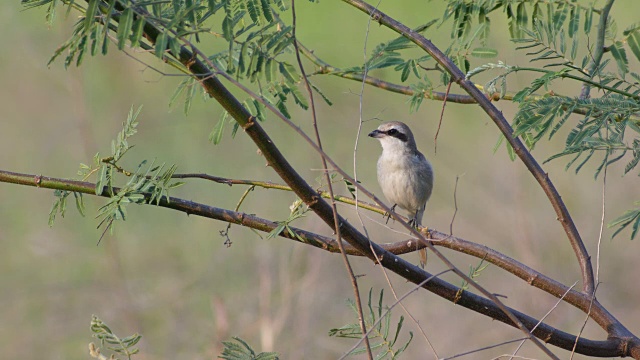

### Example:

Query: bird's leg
xmin=408 ymin=210 xmax=420 ymax=229
xmin=384 ymin=204 xmax=397 ymax=224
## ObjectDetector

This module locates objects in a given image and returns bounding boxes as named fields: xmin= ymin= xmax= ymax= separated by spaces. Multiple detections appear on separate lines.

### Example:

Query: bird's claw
xmin=384 ymin=204 xmax=398 ymax=224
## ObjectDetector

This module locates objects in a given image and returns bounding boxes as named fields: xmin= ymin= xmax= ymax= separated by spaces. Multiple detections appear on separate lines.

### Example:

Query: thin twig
xmin=450 ymin=175 xmax=461 ymax=236
xmin=570 ymin=284 xmax=600 ymax=360
xmin=291 ymin=1 xmax=373 ymax=358
xmin=580 ymin=0 xmax=615 ymax=99
xmin=340 ymin=270 xmax=451 ymax=359
xmin=509 ymin=281 xmax=579 ymax=359
xmin=220 ymin=185 xmax=256 ymax=247
xmin=434 ymin=81 xmax=452 ymax=154
xmin=442 ymin=338 xmax=528 ymax=360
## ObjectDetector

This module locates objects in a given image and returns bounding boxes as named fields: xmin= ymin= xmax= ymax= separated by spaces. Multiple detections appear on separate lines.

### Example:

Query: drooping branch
xmin=0 ymin=168 xmax=630 ymax=357
xmin=340 ymin=0 xmax=596 ymax=297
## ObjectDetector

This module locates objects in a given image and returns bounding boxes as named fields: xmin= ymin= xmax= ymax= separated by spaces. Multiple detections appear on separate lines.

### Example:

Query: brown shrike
xmin=369 ymin=121 xmax=434 ymax=267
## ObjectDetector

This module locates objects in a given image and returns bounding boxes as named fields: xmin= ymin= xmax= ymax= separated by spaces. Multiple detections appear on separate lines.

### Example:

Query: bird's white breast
xmin=377 ymin=149 xmax=433 ymax=215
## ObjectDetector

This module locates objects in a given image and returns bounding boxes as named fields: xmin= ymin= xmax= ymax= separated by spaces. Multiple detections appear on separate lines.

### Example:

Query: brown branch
xmin=340 ymin=0 xmax=596 ymax=296
xmin=160 ymin=172 xmax=639 ymax=339
xmin=0 ymin=168 xmax=631 ymax=357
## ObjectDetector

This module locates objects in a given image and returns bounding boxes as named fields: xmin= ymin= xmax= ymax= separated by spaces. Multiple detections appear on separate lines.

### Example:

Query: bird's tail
xmin=419 ymin=248 xmax=427 ymax=268
xmin=415 ymin=208 xmax=427 ymax=268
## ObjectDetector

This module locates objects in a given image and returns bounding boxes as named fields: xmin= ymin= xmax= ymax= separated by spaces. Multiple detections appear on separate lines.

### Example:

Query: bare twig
xmin=434 ymin=81 xmax=452 ymax=154
xmin=570 ymin=284 xmax=600 ymax=360
xmin=510 ymin=281 xmax=579 ymax=359
xmin=341 ymin=270 xmax=451 ymax=359
xmin=291 ymin=0 xmax=373 ymax=358
xmin=450 ymin=175 xmax=461 ymax=236
xmin=442 ymin=338 xmax=528 ymax=360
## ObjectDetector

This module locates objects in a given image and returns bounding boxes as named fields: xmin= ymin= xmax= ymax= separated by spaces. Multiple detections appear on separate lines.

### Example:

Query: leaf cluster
xmin=49 ymin=189 xmax=86 ymax=226
xmin=266 ymin=198 xmax=308 ymax=242
xmin=90 ymin=315 xmax=142 ymax=360
xmin=455 ymin=259 xmax=488 ymax=303
xmin=219 ymin=337 xmax=279 ymax=360
xmin=329 ymin=289 xmax=413 ymax=359
xmin=48 ymin=106 xmax=184 ymax=241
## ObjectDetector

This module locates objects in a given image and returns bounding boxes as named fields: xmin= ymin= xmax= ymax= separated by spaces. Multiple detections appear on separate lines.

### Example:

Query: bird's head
xmin=368 ymin=121 xmax=417 ymax=153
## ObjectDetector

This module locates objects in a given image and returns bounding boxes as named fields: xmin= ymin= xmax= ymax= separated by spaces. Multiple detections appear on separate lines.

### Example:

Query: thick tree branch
xmin=340 ymin=0 xmax=596 ymax=297
xmin=0 ymin=168 xmax=632 ymax=357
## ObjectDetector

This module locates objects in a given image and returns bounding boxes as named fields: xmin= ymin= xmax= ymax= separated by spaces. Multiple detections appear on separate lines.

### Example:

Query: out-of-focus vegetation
xmin=2 ymin=0 xmax=640 ymax=359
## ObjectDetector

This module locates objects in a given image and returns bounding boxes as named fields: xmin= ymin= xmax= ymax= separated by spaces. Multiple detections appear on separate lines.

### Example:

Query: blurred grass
xmin=2 ymin=1 xmax=640 ymax=359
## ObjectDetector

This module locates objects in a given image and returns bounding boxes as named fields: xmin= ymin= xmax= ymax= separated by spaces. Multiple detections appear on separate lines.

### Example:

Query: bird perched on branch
xmin=369 ymin=121 xmax=434 ymax=267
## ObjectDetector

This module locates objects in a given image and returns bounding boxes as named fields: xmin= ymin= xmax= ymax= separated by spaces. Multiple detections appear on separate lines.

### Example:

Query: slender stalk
xmin=580 ymin=0 xmax=616 ymax=99
xmin=291 ymin=0 xmax=373 ymax=358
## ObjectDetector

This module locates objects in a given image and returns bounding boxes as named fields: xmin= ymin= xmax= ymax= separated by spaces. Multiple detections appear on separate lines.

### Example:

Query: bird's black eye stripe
xmin=386 ymin=128 xmax=407 ymax=142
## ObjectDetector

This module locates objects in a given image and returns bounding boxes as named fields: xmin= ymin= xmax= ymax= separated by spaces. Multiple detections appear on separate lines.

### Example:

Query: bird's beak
xmin=368 ymin=129 xmax=384 ymax=138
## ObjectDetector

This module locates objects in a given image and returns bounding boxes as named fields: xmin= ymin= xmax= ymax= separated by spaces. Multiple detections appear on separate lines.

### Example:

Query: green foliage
xmin=219 ymin=337 xmax=279 ymax=360
xmin=90 ymin=315 xmax=142 ymax=360
xmin=24 ymin=0 xmax=316 ymax=136
xmin=52 ymin=106 xmax=184 ymax=240
xmin=93 ymin=107 xmax=184 ymax=239
xmin=442 ymin=0 xmax=594 ymax=42
xmin=455 ymin=259 xmax=488 ymax=301
xmin=267 ymin=198 xmax=308 ymax=241
xmin=609 ymin=202 xmax=640 ymax=240
xmin=458 ymin=1 xmax=640 ymax=240
xmin=329 ymin=289 xmax=413 ymax=359
xmin=49 ymin=190 xmax=86 ymax=226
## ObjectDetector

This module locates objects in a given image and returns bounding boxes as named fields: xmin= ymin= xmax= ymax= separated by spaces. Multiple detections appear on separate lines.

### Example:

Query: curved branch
xmin=166 ymin=173 xmax=640 ymax=337
xmin=340 ymin=0 xmax=596 ymax=296
xmin=0 ymin=168 xmax=632 ymax=357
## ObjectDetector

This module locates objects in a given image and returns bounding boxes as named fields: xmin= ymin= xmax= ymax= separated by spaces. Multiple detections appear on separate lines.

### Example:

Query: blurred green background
xmin=2 ymin=1 xmax=640 ymax=359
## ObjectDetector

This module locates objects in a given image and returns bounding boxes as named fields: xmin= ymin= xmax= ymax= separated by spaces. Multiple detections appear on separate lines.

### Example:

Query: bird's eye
xmin=387 ymin=129 xmax=398 ymax=135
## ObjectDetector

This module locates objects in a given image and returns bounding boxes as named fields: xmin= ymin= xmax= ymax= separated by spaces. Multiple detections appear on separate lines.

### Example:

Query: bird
xmin=368 ymin=121 xmax=434 ymax=267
